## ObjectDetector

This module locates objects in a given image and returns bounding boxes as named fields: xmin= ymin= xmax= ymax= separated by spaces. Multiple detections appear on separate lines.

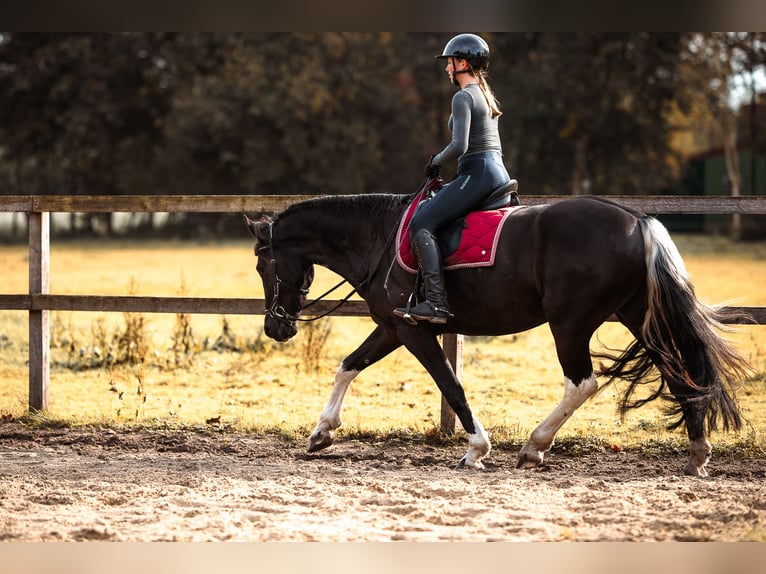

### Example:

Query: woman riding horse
xmin=393 ymin=33 xmax=513 ymax=325
xmin=245 ymin=35 xmax=751 ymax=477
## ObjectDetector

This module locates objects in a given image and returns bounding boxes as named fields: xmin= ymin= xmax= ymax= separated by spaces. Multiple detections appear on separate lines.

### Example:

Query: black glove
xmin=424 ymin=154 xmax=441 ymax=178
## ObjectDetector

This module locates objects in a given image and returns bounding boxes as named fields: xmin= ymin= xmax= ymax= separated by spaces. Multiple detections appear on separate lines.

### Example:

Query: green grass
xmin=1 ymin=235 xmax=765 ymax=458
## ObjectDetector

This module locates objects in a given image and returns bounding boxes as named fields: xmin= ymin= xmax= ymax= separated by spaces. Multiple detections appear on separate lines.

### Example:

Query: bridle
xmin=256 ymin=220 xmax=394 ymax=324
xmin=255 ymin=188 xmax=425 ymax=326
xmin=256 ymin=222 xmax=311 ymax=324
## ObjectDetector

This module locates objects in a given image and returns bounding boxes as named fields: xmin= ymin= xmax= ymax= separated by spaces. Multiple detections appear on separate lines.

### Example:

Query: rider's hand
xmin=424 ymin=155 xmax=441 ymax=178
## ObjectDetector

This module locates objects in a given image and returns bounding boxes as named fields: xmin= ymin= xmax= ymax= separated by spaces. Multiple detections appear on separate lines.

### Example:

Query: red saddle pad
xmin=396 ymin=189 xmax=519 ymax=274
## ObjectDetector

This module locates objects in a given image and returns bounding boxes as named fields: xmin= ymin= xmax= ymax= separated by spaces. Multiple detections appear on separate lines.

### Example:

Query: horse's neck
xmin=290 ymin=204 xmax=394 ymax=286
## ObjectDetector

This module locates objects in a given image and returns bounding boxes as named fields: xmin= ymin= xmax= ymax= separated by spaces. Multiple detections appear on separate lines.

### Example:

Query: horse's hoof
xmin=307 ymin=432 xmax=334 ymax=453
xmin=516 ymin=452 xmax=542 ymax=469
xmin=455 ymin=456 xmax=485 ymax=470
xmin=683 ymin=463 xmax=709 ymax=478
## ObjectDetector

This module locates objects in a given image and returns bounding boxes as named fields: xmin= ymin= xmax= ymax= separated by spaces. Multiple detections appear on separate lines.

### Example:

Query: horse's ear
xmin=243 ymin=214 xmax=258 ymax=237
xmin=243 ymin=214 xmax=271 ymax=239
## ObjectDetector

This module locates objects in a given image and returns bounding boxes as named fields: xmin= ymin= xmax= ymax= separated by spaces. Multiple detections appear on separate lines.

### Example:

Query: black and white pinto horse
xmin=245 ymin=192 xmax=751 ymax=476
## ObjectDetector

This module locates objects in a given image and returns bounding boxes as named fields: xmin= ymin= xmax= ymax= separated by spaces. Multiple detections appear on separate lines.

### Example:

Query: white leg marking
xmin=518 ymin=374 xmax=598 ymax=467
xmin=308 ymin=366 xmax=359 ymax=452
xmin=685 ymin=437 xmax=712 ymax=477
xmin=459 ymin=416 xmax=491 ymax=470
xmin=317 ymin=366 xmax=358 ymax=430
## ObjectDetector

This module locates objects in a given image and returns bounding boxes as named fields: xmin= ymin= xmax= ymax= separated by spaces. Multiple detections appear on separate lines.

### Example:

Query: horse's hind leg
xmin=516 ymin=374 xmax=598 ymax=468
xmin=666 ymin=382 xmax=712 ymax=477
xmin=617 ymin=300 xmax=712 ymax=477
xmin=308 ymin=326 xmax=401 ymax=453
xmin=517 ymin=324 xmax=598 ymax=469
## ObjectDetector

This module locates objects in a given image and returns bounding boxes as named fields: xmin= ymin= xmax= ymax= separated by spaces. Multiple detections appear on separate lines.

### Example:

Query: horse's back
xmin=503 ymin=196 xmax=647 ymax=326
xmin=519 ymin=196 xmax=644 ymax=255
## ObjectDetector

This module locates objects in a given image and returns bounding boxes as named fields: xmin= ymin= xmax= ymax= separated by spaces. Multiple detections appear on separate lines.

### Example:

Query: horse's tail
xmin=599 ymin=216 xmax=751 ymax=433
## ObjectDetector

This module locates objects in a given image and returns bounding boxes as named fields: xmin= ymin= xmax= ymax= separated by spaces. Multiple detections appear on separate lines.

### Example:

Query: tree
xmin=0 ymin=33 xmax=174 ymax=198
xmin=3 ymin=33 xmax=760 ymax=240
xmin=679 ymin=33 xmax=766 ymax=238
xmin=160 ymin=33 xmax=433 ymax=196
xmin=490 ymin=33 xmax=690 ymax=195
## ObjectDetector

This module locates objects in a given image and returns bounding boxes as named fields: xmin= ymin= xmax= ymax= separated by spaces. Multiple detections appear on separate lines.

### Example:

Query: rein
xmin=259 ymin=209 xmax=401 ymax=323
xmin=296 ymin=278 xmax=362 ymax=323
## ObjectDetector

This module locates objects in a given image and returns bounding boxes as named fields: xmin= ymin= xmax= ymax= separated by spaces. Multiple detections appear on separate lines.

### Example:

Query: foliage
xmin=675 ymin=34 xmax=766 ymax=200
xmin=2 ymin=32 xmax=765 ymax=223
xmin=0 ymin=33 xmax=432 ymax=199
xmin=298 ymin=319 xmax=333 ymax=373
xmin=493 ymin=33 xmax=692 ymax=194
xmin=0 ymin=33 xmax=173 ymax=198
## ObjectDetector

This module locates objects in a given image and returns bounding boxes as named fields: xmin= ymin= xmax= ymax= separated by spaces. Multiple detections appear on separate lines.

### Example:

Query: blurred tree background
xmin=0 ymin=33 xmax=764 ymax=237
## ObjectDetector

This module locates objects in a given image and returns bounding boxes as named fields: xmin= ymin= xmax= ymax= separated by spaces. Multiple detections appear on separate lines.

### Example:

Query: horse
xmin=244 ymin=189 xmax=751 ymax=477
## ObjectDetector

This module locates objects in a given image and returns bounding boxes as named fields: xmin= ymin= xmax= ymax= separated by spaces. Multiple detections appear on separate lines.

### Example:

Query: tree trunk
xmin=720 ymin=109 xmax=742 ymax=239
xmin=570 ymin=135 xmax=588 ymax=195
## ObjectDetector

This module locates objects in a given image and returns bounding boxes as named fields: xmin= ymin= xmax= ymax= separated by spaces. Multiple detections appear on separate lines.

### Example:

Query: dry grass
xmin=1 ymin=235 xmax=765 ymax=456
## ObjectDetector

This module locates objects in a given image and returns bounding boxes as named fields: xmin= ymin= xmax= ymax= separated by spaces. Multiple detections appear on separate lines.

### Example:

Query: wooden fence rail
xmin=2 ymin=194 xmax=766 ymax=433
xmin=3 ymin=194 xmax=766 ymax=214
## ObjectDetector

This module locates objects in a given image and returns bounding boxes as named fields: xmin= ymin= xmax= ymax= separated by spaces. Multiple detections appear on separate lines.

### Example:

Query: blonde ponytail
xmin=476 ymin=71 xmax=502 ymax=118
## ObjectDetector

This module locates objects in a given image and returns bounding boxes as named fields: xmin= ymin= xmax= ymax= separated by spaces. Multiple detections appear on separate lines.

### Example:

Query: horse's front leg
xmin=308 ymin=326 xmax=401 ymax=453
xmin=397 ymin=326 xmax=490 ymax=469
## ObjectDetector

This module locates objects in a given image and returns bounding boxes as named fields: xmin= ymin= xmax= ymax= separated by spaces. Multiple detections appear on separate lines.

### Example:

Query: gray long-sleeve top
xmin=432 ymin=83 xmax=502 ymax=166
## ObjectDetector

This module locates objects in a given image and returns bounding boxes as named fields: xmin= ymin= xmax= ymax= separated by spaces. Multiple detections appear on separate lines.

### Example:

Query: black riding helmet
xmin=435 ymin=33 xmax=490 ymax=71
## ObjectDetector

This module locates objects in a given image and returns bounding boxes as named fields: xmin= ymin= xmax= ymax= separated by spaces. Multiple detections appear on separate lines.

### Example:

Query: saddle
xmin=396 ymin=179 xmax=521 ymax=274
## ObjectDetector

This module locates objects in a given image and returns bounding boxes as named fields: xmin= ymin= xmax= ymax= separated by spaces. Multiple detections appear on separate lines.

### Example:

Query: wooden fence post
xmin=440 ymin=333 xmax=463 ymax=435
xmin=28 ymin=211 xmax=50 ymax=411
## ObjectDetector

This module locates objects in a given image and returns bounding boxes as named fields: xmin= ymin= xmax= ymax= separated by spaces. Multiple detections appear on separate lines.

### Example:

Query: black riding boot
xmin=394 ymin=229 xmax=451 ymax=324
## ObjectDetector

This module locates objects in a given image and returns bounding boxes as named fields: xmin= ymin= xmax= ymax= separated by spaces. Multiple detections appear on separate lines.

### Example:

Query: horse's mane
xmin=274 ymin=193 xmax=411 ymax=224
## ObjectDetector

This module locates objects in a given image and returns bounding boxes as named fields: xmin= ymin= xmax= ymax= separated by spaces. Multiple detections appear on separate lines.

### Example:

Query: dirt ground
xmin=0 ymin=422 xmax=764 ymax=542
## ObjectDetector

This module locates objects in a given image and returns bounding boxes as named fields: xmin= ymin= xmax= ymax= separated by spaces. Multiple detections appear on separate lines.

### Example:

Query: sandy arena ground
xmin=1 ymin=422 xmax=764 ymax=542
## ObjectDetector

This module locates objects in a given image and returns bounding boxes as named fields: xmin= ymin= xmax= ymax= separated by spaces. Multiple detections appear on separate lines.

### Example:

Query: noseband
xmin=256 ymin=222 xmax=309 ymax=324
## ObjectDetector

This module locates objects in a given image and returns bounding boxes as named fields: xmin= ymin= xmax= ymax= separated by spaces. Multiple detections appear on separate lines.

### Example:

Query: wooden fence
xmin=2 ymin=194 xmax=766 ymax=433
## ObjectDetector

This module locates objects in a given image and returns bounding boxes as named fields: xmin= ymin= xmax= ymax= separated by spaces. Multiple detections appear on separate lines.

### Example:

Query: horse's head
xmin=245 ymin=214 xmax=315 ymax=342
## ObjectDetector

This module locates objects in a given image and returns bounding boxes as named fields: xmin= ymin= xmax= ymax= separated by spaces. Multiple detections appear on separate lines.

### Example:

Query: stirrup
xmin=393 ymin=306 xmax=419 ymax=326
xmin=398 ymin=301 xmax=451 ymax=325
xmin=393 ymin=284 xmax=421 ymax=325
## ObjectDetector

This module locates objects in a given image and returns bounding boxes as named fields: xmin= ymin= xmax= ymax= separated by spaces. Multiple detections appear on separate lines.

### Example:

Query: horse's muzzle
xmin=264 ymin=316 xmax=298 ymax=342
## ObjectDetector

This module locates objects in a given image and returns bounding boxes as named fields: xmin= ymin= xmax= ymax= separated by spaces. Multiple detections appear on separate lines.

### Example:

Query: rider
xmin=394 ymin=33 xmax=512 ymax=324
